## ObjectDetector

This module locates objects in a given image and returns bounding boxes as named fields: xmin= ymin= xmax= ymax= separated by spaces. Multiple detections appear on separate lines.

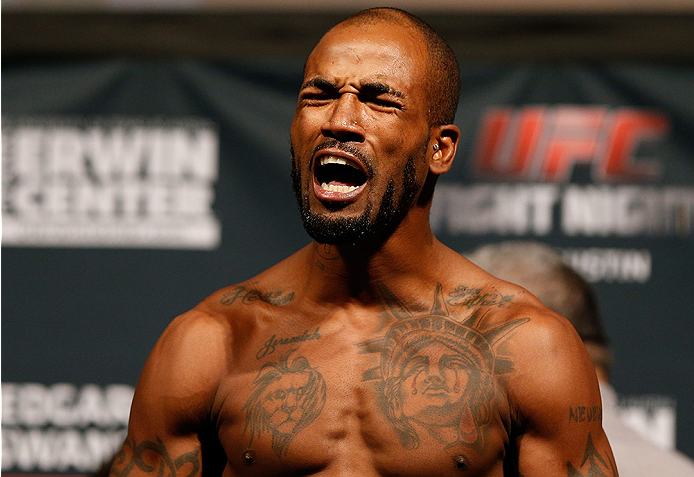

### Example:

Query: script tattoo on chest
xmin=256 ymin=328 xmax=322 ymax=360
xmin=243 ymin=351 xmax=327 ymax=458
xmin=360 ymin=283 xmax=528 ymax=451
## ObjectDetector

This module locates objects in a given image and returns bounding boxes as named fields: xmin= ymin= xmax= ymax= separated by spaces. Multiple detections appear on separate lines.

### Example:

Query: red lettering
xmin=473 ymin=106 xmax=667 ymax=183
xmin=474 ymin=108 xmax=544 ymax=179
xmin=598 ymin=110 xmax=668 ymax=181
xmin=540 ymin=107 xmax=606 ymax=181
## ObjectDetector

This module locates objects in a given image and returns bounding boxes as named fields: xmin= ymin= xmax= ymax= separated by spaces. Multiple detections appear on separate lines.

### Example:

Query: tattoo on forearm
xmin=567 ymin=434 xmax=617 ymax=477
xmin=220 ymin=285 xmax=294 ymax=306
xmin=360 ymin=282 xmax=528 ymax=451
xmin=111 ymin=437 xmax=200 ymax=477
xmin=243 ymin=350 xmax=327 ymax=458
xmin=256 ymin=328 xmax=322 ymax=360
xmin=447 ymin=285 xmax=517 ymax=309
xmin=569 ymin=406 xmax=602 ymax=424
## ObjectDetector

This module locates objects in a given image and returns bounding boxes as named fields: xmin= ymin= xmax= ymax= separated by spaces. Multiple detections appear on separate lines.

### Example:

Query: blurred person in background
xmin=467 ymin=240 xmax=694 ymax=476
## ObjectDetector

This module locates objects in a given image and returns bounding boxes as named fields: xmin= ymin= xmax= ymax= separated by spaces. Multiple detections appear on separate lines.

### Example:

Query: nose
xmin=424 ymin=374 xmax=444 ymax=385
xmin=321 ymin=93 xmax=365 ymax=142
xmin=282 ymin=391 xmax=298 ymax=411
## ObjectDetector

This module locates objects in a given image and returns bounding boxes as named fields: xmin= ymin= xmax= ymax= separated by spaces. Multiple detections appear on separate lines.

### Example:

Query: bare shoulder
xmin=130 ymin=307 xmax=234 ymax=430
xmin=478 ymin=277 xmax=599 ymax=411
xmin=451 ymin=260 xmax=600 ymax=420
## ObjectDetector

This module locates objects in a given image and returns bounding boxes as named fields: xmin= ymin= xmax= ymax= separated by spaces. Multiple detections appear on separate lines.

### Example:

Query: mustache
xmin=310 ymin=139 xmax=375 ymax=177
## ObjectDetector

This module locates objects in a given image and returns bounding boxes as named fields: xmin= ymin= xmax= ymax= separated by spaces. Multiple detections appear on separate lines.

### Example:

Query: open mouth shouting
xmin=313 ymin=154 xmax=368 ymax=201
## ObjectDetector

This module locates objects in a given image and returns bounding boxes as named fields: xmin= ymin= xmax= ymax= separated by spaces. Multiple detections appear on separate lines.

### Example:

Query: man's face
xmin=399 ymin=339 xmax=470 ymax=426
xmin=261 ymin=372 xmax=310 ymax=435
xmin=290 ymin=22 xmax=432 ymax=244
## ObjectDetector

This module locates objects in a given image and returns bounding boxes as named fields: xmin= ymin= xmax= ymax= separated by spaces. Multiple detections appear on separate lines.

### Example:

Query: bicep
xmin=112 ymin=311 xmax=230 ymax=477
xmin=510 ymin=315 xmax=618 ymax=476
xmin=112 ymin=359 xmax=205 ymax=477
xmin=517 ymin=425 xmax=617 ymax=476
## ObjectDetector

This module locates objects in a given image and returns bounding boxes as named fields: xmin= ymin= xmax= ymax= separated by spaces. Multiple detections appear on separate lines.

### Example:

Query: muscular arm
xmin=509 ymin=310 xmax=617 ymax=477
xmin=111 ymin=310 xmax=230 ymax=477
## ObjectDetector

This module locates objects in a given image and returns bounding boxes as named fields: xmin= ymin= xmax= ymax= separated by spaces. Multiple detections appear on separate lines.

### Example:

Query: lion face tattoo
xmin=243 ymin=351 xmax=327 ymax=457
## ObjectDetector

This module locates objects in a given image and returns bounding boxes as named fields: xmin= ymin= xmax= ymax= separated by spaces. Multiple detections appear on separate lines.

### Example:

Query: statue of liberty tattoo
xmin=363 ymin=283 xmax=528 ymax=450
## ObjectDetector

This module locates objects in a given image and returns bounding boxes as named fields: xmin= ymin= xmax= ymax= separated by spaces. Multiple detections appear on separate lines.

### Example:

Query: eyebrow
xmin=301 ymin=77 xmax=405 ymax=99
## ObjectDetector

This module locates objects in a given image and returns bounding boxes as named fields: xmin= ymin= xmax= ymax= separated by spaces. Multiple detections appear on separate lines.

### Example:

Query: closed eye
xmin=300 ymin=91 xmax=337 ymax=105
xmin=363 ymin=96 xmax=403 ymax=110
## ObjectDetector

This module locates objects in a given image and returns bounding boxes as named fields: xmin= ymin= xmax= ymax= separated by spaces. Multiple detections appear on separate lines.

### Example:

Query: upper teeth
xmin=321 ymin=183 xmax=358 ymax=192
xmin=320 ymin=156 xmax=349 ymax=166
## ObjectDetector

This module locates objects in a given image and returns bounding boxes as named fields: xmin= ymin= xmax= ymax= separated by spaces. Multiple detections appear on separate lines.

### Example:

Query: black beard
xmin=290 ymin=144 xmax=422 ymax=246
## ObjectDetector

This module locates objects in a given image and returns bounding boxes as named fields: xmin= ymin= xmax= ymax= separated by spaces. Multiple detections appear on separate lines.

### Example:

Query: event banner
xmin=2 ymin=59 xmax=693 ymax=473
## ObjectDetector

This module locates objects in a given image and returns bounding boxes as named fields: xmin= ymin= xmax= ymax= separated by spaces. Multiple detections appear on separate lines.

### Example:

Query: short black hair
xmin=335 ymin=7 xmax=461 ymax=127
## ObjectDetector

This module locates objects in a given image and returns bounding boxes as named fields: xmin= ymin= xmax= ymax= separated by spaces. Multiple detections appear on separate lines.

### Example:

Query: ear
xmin=428 ymin=124 xmax=460 ymax=175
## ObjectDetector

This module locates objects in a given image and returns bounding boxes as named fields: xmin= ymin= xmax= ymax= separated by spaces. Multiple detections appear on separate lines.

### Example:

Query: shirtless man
xmin=112 ymin=8 xmax=617 ymax=477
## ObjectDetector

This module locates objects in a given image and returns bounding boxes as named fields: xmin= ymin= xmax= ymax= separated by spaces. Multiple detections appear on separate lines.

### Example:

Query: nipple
xmin=453 ymin=454 xmax=468 ymax=471
xmin=243 ymin=449 xmax=256 ymax=466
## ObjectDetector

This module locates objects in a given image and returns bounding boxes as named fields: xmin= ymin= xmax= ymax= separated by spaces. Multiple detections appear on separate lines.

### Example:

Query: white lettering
xmin=2 ymin=118 xmax=221 ymax=249
xmin=1 ymin=427 xmax=127 ymax=472
xmin=431 ymin=184 xmax=559 ymax=236
xmin=562 ymin=248 xmax=652 ymax=283
xmin=2 ymin=383 xmax=19 ymax=425
xmin=2 ymin=383 xmax=133 ymax=473
xmin=562 ymin=185 xmax=694 ymax=237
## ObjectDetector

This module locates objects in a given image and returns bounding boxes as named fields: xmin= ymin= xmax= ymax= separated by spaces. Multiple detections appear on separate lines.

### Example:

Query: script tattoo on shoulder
xmin=567 ymin=434 xmax=617 ymax=476
xmin=359 ymin=283 xmax=528 ymax=451
xmin=110 ymin=436 xmax=200 ymax=477
xmin=447 ymin=285 xmax=517 ymax=309
xmin=243 ymin=350 xmax=327 ymax=458
xmin=220 ymin=285 xmax=294 ymax=306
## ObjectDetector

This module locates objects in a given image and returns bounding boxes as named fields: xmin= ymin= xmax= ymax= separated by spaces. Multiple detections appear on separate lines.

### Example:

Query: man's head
xmin=466 ymin=241 xmax=612 ymax=380
xmin=290 ymin=8 xmax=461 ymax=245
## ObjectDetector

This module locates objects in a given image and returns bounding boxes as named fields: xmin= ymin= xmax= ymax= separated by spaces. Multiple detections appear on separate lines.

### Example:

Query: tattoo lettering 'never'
xmin=111 ymin=437 xmax=200 ymax=477
xmin=569 ymin=406 xmax=602 ymax=424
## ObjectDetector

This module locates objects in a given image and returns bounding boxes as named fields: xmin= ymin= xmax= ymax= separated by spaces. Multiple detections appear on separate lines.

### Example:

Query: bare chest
xmin=212 ymin=307 xmax=519 ymax=477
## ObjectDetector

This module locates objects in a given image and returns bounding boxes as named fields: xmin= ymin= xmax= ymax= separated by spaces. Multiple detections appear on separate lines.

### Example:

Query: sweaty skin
xmin=113 ymin=10 xmax=617 ymax=477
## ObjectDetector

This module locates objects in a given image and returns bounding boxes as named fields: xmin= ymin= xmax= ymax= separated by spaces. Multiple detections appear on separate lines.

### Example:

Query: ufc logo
xmin=473 ymin=107 xmax=669 ymax=182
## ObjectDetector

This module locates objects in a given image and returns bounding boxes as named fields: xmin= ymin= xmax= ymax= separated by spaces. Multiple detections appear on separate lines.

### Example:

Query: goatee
xmin=290 ymin=143 xmax=421 ymax=245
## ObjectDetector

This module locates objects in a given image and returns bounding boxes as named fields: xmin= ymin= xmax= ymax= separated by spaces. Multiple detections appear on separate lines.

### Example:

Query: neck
xmin=302 ymin=207 xmax=442 ymax=305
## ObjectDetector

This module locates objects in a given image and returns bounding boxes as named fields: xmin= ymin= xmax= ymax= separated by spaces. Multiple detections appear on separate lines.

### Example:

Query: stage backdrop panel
xmin=2 ymin=59 xmax=693 ymax=473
